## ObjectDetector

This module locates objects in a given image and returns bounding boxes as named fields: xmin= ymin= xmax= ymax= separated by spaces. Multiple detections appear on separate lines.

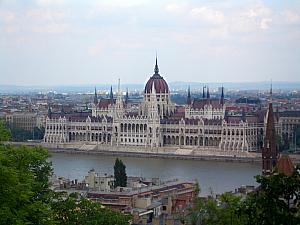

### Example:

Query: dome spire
xmin=154 ymin=52 xmax=159 ymax=74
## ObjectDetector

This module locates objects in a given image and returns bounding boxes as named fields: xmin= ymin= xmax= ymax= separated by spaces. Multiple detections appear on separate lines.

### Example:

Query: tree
xmin=240 ymin=169 xmax=300 ymax=225
xmin=0 ymin=125 xmax=131 ymax=225
xmin=114 ymin=158 xmax=127 ymax=188
xmin=0 ymin=120 xmax=11 ymax=142
xmin=0 ymin=144 xmax=53 ymax=225
xmin=295 ymin=124 xmax=300 ymax=149
xmin=185 ymin=168 xmax=300 ymax=225
xmin=52 ymin=192 xmax=131 ymax=225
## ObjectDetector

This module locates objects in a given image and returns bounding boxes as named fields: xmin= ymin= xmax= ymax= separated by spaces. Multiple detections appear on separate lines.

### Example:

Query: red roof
xmin=97 ymin=99 xmax=114 ymax=109
xmin=144 ymin=74 xmax=169 ymax=94
xmin=192 ymin=99 xmax=222 ymax=110
xmin=277 ymin=155 xmax=294 ymax=176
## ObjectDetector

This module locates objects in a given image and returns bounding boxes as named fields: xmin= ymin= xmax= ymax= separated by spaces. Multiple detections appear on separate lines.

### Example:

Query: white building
xmin=44 ymin=57 xmax=264 ymax=152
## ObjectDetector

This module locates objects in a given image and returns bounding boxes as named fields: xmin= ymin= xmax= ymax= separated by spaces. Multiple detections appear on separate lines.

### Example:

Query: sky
xmin=0 ymin=0 xmax=300 ymax=86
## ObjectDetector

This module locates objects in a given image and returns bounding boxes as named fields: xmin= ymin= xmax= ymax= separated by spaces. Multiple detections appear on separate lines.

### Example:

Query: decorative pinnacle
xmin=154 ymin=53 xmax=159 ymax=74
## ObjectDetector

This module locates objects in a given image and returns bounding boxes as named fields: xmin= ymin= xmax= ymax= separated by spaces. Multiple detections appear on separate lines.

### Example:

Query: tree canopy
xmin=184 ymin=168 xmax=300 ymax=225
xmin=0 ymin=124 xmax=131 ymax=225
xmin=114 ymin=158 xmax=127 ymax=188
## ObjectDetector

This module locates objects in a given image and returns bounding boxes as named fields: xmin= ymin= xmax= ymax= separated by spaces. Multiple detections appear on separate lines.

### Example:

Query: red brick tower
xmin=262 ymin=100 xmax=279 ymax=175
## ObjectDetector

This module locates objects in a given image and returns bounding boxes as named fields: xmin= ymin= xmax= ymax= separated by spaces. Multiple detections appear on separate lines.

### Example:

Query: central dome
xmin=144 ymin=57 xmax=169 ymax=94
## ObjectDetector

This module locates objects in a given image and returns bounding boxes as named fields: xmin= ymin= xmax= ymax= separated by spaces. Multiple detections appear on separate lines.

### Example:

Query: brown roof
xmin=192 ymin=99 xmax=222 ymax=110
xmin=277 ymin=155 xmax=294 ymax=176
xmin=144 ymin=74 xmax=169 ymax=94
xmin=97 ymin=99 xmax=115 ymax=109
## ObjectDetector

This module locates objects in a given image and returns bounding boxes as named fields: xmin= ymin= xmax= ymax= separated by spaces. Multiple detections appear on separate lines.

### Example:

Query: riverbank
xmin=7 ymin=141 xmax=300 ymax=164
xmin=8 ymin=141 xmax=262 ymax=163
xmin=48 ymin=147 xmax=262 ymax=163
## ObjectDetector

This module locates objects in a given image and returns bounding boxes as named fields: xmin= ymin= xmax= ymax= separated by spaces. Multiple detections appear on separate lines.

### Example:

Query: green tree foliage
xmin=186 ymin=168 xmax=300 ymax=225
xmin=0 ymin=145 xmax=53 ymax=225
xmin=0 ymin=126 xmax=131 ymax=225
xmin=114 ymin=158 xmax=127 ymax=188
xmin=5 ymin=123 xmax=45 ymax=142
xmin=52 ymin=192 xmax=131 ymax=225
xmin=0 ymin=120 xmax=11 ymax=142
xmin=295 ymin=124 xmax=300 ymax=149
xmin=241 ymin=169 xmax=300 ymax=225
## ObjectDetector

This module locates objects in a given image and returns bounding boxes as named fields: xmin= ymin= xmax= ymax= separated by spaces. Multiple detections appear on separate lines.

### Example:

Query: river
xmin=50 ymin=152 xmax=261 ymax=196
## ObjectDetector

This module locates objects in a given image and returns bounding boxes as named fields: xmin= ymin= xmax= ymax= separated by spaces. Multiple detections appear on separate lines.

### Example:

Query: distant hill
xmin=0 ymin=81 xmax=300 ymax=94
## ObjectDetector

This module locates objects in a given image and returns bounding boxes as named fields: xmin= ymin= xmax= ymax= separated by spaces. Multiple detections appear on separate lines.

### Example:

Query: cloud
xmin=165 ymin=3 xmax=188 ymax=14
xmin=88 ymin=42 xmax=104 ymax=56
xmin=228 ymin=3 xmax=273 ymax=33
xmin=26 ymin=9 xmax=67 ymax=21
xmin=31 ymin=23 xmax=68 ymax=34
xmin=281 ymin=9 xmax=300 ymax=24
xmin=24 ymin=9 xmax=69 ymax=34
xmin=260 ymin=18 xmax=272 ymax=30
xmin=190 ymin=6 xmax=225 ymax=24
xmin=0 ymin=10 xmax=15 ymax=23
xmin=35 ymin=0 xmax=68 ymax=7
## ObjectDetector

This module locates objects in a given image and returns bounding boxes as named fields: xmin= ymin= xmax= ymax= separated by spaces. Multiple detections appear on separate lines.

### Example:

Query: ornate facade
xmin=44 ymin=58 xmax=264 ymax=152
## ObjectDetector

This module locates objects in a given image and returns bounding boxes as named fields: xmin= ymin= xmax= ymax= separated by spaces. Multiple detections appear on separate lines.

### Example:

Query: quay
xmin=6 ymin=142 xmax=300 ymax=164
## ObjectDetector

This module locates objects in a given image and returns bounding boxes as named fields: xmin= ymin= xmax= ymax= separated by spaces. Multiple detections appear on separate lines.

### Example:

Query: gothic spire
xmin=60 ymin=104 xmax=65 ymax=115
xmin=94 ymin=87 xmax=98 ymax=105
xmin=220 ymin=85 xmax=224 ymax=105
xmin=270 ymin=80 xmax=273 ymax=102
xmin=110 ymin=85 xmax=114 ymax=103
xmin=47 ymin=104 xmax=52 ymax=118
xmin=154 ymin=53 xmax=159 ymax=74
xmin=262 ymin=100 xmax=278 ymax=175
xmin=125 ymin=88 xmax=129 ymax=104
xmin=206 ymin=86 xmax=210 ymax=99
xmin=187 ymin=85 xmax=191 ymax=105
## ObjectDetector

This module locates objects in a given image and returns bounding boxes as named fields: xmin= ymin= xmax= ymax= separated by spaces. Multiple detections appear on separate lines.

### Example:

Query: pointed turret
xmin=47 ymin=105 xmax=52 ymax=118
xmin=187 ymin=85 xmax=191 ymax=105
xmin=262 ymin=98 xmax=278 ymax=175
xmin=241 ymin=108 xmax=246 ymax=122
xmin=220 ymin=86 xmax=224 ymax=105
xmin=125 ymin=88 xmax=129 ymax=104
xmin=154 ymin=53 xmax=159 ymax=75
xmin=109 ymin=85 xmax=114 ymax=103
xmin=60 ymin=104 xmax=65 ymax=116
xmin=94 ymin=87 xmax=98 ymax=105
xmin=206 ymin=86 xmax=210 ymax=99
xmin=115 ymin=79 xmax=124 ymax=118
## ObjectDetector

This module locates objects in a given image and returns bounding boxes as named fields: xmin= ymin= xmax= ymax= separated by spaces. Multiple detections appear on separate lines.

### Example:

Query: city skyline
xmin=1 ymin=0 xmax=300 ymax=85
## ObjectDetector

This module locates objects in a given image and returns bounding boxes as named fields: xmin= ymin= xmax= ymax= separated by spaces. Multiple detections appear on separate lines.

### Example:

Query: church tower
xmin=262 ymin=85 xmax=278 ymax=175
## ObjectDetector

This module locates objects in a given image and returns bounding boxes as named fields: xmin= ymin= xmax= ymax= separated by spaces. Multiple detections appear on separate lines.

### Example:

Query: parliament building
xmin=44 ymin=58 xmax=265 ymax=152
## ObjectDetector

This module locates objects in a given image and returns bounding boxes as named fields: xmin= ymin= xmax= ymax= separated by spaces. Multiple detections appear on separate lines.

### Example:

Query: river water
xmin=50 ymin=153 xmax=261 ymax=196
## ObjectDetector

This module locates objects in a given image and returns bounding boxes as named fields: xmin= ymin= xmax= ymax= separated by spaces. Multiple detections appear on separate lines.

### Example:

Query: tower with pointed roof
xmin=206 ymin=86 xmax=210 ymax=99
xmin=148 ymin=82 xmax=160 ymax=148
xmin=220 ymin=86 xmax=224 ymax=105
xmin=262 ymin=85 xmax=278 ymax=175
xmin=143 ymin=54 xmax=175 ymax=118
xmin=115 ymin=79 xmax=124 ymax=119
xmin=110 ymin=85 xmax=114 ymax=103
xmin=187 ymin=85 xmax=191 ymax=105
xmin=94 ymin=87 xmax=98 ymax=105
xmin=47 ymin=105 xmax=52 ymax=119
xmin=125 ymin=88 xmax=129 ymax=104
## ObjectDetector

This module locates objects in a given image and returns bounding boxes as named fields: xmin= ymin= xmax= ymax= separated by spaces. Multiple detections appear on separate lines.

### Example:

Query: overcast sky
xmin=0 ymin=0 xmax=300 ymax=86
